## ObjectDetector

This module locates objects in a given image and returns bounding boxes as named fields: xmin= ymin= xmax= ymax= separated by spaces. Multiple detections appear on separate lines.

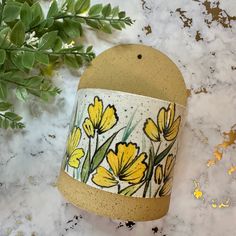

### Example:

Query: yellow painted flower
xmin=66 ymin=127 xmax=85 ymax=168
xmin=143 ymin=103 xmax=181 ymax=142
xmin=83 ymin=96 xmax=118 ymax=137
xmin=92 ymin=142 xmax=147 ymax=188
xmin=154 ymin=154 xmax=176 ymax=197
xmin=159 ymin=177 xmax=173 ymax=196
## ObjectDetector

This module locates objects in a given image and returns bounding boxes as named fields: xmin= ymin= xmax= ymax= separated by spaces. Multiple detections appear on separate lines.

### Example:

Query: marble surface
xmin=0 ymin=0 xmax=236 ymax=235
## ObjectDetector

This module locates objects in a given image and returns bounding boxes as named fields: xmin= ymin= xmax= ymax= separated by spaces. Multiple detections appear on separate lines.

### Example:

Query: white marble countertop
xmin=0 ymin=0 xmax=236 ymax=235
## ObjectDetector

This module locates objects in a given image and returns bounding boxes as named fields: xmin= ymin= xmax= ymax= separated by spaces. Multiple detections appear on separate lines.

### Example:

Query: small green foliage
xmin=0 ymin=0 xmax=133 ymax=130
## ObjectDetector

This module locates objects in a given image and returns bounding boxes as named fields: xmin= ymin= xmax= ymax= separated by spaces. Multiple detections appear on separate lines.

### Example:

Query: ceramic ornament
xmin=57 ymin=44 xmax=187 ymax=221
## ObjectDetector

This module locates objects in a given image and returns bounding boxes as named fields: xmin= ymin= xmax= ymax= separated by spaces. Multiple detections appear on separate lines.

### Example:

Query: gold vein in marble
xmin=207 ymin=128 xmax=236 ymax=167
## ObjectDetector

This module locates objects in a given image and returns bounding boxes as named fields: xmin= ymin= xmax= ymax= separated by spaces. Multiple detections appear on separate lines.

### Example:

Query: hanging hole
xmin=137 ymin=54 xmax=142 ymax=59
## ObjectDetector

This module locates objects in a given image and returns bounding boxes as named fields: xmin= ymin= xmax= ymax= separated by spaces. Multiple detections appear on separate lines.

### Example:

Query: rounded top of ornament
xmin=79 ymin=44 xmax=187 ymax=106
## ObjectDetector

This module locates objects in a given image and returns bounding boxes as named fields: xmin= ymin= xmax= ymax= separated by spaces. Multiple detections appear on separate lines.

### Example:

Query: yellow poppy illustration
xmin=66 ymin=127 xmax=85 ymax=168
xmin=83 ymin=96 xmax=119 ymax=138
xmin=143 ymin=103 xmax=181 ymax=142
xmin=154 ymin=154 xmax=176 ymax=197
xmin=92 ymin=142 xmax=147 ymax=188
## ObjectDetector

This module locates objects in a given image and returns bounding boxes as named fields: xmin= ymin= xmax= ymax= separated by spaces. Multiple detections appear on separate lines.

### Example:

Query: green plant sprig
xmin=0 ymin=0 xmax=133 ymax=130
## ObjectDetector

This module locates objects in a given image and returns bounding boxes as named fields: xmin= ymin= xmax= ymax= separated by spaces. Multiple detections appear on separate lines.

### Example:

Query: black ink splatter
xmin=125 ymin=221 xmax=136 ymax=230
xmin=152 ymin=227 xmax=158 ymax=234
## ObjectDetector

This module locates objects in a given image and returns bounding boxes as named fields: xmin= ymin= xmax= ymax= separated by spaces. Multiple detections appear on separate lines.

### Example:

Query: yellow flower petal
xmin=159 ymin=177 xmax=173 ymax=196
xmin=120 ymin=153 xmax=147 ymax=184
xmin=98 ymin=105 xmax=118 ymax=134
xmin=157 ymin=107 xmax=167 ymax=133
xmin=164 ymin=116 xmax=181 ymax=141
xmin=143 ymin=118 xmax=160 ymax=142
xmin=164 ymin=154 xmax=176 ymax=179
xmin=88 ymin=96 xmax=103 ymax=128
xmin=107 ymin=143 xmax=138 ymax=175
xmin=68 ymin=148 xmax=85 ymax=168
xmin=67 ymin=127 xmax=82 ymax=155
xmin=92 ymin=166 xmax=118 ymax=188
xmin=83 ymin=118 xmax=95 ymax=138
xmin=166 ymin=103 xmax=175 ymax=129
xmin=155 ymin=164 xmax=163 ymax=184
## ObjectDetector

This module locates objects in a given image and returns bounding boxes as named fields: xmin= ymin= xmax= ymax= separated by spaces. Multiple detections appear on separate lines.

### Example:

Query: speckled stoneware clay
xmin=57 ymin=44 xmax=187 ymax=221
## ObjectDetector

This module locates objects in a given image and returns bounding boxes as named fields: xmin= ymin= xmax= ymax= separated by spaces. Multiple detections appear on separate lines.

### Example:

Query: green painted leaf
xmin=38 ymin=31 xmax=58 ymax=50
xmin=47 ymin=0 xmax=58 ymax=18
xmin=2 ymin=2 xmax=21 ymax=22
xmin=119 ymin=182 xmax=143 ymax=196
xmin=10 ymin=21 xmax=25 ymax=46
xmin=90 ymin=130 xmax=120 ymax=172
xmin=0 ymin=49 xmax=6 ymax=64
xmin=102 ymin=4 xmax=111 ymax=17
xmin=22 ymin=51 xmax=35 ymax=69
xmin=35 ymin=52 xmax=49 ymax=65
xmin=16 ymin=87 xmax=29 ymax=102
xmin=0 ymin=102 xmax=11 ymax=111
xmin=81 ymin=141 xmax=91 ymax=183
xmin=0 ymin=82 xmax=7 ymax=100
xmin=154 ymin=140 xmax=176 ymax=166
xmin=88 ymin=4 xmax=102 ymax=16
xmin=20 ymin=2 xmax=32 ymax=28
xmin=4 ymin=112 xmax=22 ymax=122
xmin=75 ymin=0 xmax=90 ymax=14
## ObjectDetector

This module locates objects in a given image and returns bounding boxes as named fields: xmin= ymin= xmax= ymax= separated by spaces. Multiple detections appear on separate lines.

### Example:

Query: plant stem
xmin=153 ymin=185 xmax=162 ymax=198
xmin=95 ymin=132 xmax=99 ymax=151
xmin=2 ymin=47 xmax=92 ymax=57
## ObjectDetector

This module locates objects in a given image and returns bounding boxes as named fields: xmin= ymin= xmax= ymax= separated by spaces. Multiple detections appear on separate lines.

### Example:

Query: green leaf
xmin=53 ymin=36 xmax=63 ymax=51
xmin=64 ymin=55 xmax=79 ymax=68
xmin=119 ymin=182 xmax=144 ymax=196
xmin=111 ymin=22 xmax=122 ymax=30
xmin=63 ymin=19 xmax=82 ymax=38
xmin=86 ymin=45 xmax=93 ymax=53
xmin=2 ymin=2 xmax=21 ymax=22
xmin=4 ymin=112 xmax=22 ymax=122
xmin=10 ymin=51 xmax=25 ymax=71
xmin=30 ymin=2 xmax=44 ymax=27
xmin=10 ymin=21 xmax=25 ymax=46
xmin=118 ymin=11 xmax=126 ymax=19
xmin=0 ymin=82 xmax=7 ymax=100
xmin=20 ymin=2 xmax=32 ymax=28
xmin=0 ymin=102 xmax=11 ymax=111
xmin=86 ymin=19 xmax=100 ymax=29
xmin=154 ymin=140 xmax=176 ymax=166
xmin=101 ymin=23 xmax=112 ymax=34
xmin=122 ymin=110 xmax=139 ymax=142
xmin=15 ymin=87 xmax=29 ymax=102
xmin=38 ymin=31 xmax=58 ymax=50
xmin=81 ymin=141 xmax=91 ymax=183
xmin=47 ymin=0 xmax=58 ymax=18
xmin=22 ymin=51 xmax=35 ymax=69
xmin=75 ymin=0 xmax=90 ymax=14
xmin=88 ymin=4 xmax=102 ymax=16
xmin=90 ymin=129 xmax=120 ymax=172
xmin=35 ymin=52 xmax=49 ymax=65
xmin=102 ymin=4 xmax=111 ymax=17
xmin=111 ymin=6 xmax=119 ymax=17
xmin=3 ymin=118 xmax=9 ymax=129
xmin=0 ymin=49 xmax=6 ymax=64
